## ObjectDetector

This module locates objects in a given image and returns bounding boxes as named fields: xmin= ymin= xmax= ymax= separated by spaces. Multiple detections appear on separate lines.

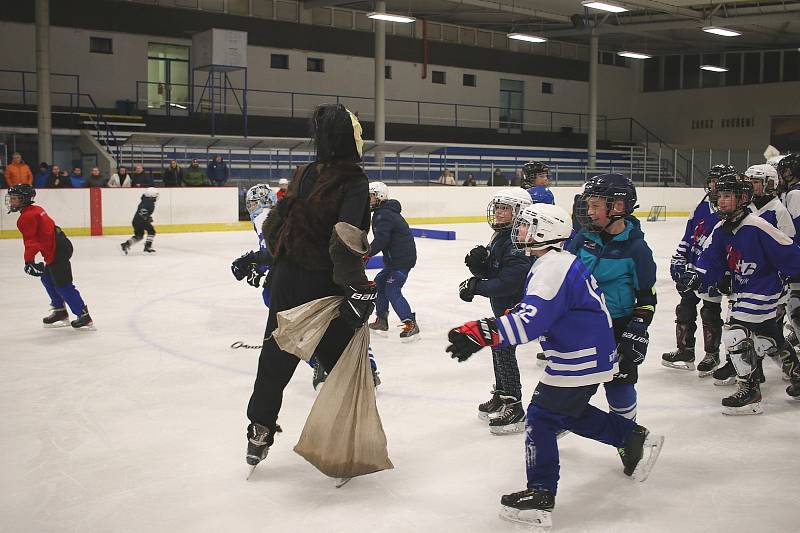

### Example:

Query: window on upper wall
xmin=385 ymin=65 xmax=392 ymax=80
xmin=463 ymin=73 xmax=476 ymax=87
xmin=784 ymin=50 xmax=800 ymax=82
xmin=432 ymin=70 xmax=446 ymax=84
xmin=270 ymin=54 xmax=289 ymax=69
xmin=682 ymin=55 xmax=700 ymax=89
xmin=763 ymin=51 xmax=780 ymax=83
xmin=663 ymin=55 xmax=681 ymax=90
xmin=90 ymin=37 xmax=113 ymax=54
xmin=725 ymin=53 xmax=742 ymax=86
xmin=541 ymin=81 xmax=553 ymax=94
xmin=743 ymin=52 xmax=761 ymax=84
xmin=307 ymin=57 xmax=325 ymax=72
xmin=643 ymin=56 xmax=661 ymax=92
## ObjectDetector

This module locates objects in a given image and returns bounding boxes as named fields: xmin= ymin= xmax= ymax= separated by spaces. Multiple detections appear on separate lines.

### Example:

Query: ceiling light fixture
xmin=508 ymin=33 xmax=547 ymax=43
xmin=366 ymin=12 xmax=416 ymax=23
xmin=702 ymin=26 xmax=741 ymax=37
xmin=618 ymin=51 xmax=651 ymax=59
xmin=581 ymin=1 xmax=629 ymax=13
xmin=700 ymin=64 xmax=728 ymax=72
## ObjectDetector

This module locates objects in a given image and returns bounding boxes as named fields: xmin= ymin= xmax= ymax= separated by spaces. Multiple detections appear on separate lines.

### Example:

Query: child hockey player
xmin=367 ymin=181 xmax=420 ymax=341
xmin=520 ymin=161 xmax=555 ymax=205
xmin=6 ymin=184 xmax=94 ymax=329
xmin=661 ymin=165 xmax=730 ymax=375
xmin=446 ymin=203 xmax=664 ymax=529
xmin=777 ymin=154 xmax=800 ymax=350
xmin=568 ymin=173 xmax=657 ymax=422
xmin=461 ymin=188 xmax=532 ymax=434
xmin=121 ymin=187 xmax=159 ymax=254
xmin=678 ymin=173 xmax=800 ymax=413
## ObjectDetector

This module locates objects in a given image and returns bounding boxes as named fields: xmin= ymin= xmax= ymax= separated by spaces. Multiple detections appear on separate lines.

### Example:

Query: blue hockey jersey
xmin=676 ymin=195 xmax=718 ymax=267
xmin=496 ymin=249 xmax=618 ymax=387
xmin=696 ymin=214 xmax=800 ymax=322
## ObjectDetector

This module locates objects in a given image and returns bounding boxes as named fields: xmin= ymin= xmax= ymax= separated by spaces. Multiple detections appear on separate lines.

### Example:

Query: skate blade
xmin=478 ymin=412 xmax=491 ymax=421
xmin=631 ymin=434 xmax=665 ymax=482
xmin=713 ymin=377 xmax=736 ymax=386
xmin=400 ymin=334 xmax=421 ymax=344
xmin=43 ymin=321 xmax=70 ymax=329
xmin=369 ymin=329 xmax=389 ymax=337
xmin=73 ymin=324 xmax=97 ymax=332
xmin=661 ymin=360 xmax=695 ymax=371
xmin=722 ymin=403 xmax=763 ymax=416
xmin=334 ymin=477 xmax=352 ymax=488
xmin=246 ymin=465 xmax=258 ymax=480
xmin=499 ymin=506 xmax=552 ymax=530
xmin=490 ymin=422 xmax=525 ymax=435
xmin=697 ymin=368 xmax=716 ymax=378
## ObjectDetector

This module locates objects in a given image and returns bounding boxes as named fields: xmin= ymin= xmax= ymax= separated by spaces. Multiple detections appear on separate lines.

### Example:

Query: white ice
xmin=1 ymin=219 xmax=798 ymax=533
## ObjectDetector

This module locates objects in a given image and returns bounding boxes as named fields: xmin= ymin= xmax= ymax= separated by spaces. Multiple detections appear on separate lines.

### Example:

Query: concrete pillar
xmin=588 ymin=29 xmax=598 ymax=170
xmin=36 ymin=0 xmax=53 ymax=164
xmin=373 ymin=0 xmax=386 ymax=147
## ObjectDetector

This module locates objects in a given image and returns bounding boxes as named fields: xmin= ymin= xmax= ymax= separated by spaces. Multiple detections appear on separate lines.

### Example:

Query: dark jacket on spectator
xmin=70 ymin=172 xmax=86 ymax=188
xmin=207 ymin=159 xmax=229 ymax=185
xmin=369 ymin=199 xmax=417 ymax=270
xmin=47 ymin=172 xmax=71 ymax=188
xmin=184 ymin=165 xmax=210 ymax=186
xmin=86 ymin=172 xmax=108 ymax=188
xmin=34 ymin=169 xmax=50 ymax=188
xmin=163 ymin=166 xmax=183 ymax=187
xmin=131 ymin=170 xmax=153 ymax=188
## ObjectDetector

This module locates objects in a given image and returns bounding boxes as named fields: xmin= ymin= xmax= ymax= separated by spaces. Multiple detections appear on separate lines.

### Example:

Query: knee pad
xmin=752 ymin=334 xmax=777 ymax=358
xmin=787 ymin=293 xmax=800 ymax=331
xmin=675 ymin=302 xmax=697 ymax=324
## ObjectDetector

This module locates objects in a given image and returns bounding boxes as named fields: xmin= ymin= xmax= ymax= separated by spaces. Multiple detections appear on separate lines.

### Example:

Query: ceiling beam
xmin=622 ymin=0 xmax=704 ymax=20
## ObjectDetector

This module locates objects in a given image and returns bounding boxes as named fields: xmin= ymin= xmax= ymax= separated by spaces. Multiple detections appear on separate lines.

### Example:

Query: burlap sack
xmin=272 ymin=297 xmax=393 ymax=479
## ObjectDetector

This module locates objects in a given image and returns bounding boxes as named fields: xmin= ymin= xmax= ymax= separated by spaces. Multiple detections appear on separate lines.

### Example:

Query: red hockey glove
xmin=446 ymin=317 xmax=500 ymax=362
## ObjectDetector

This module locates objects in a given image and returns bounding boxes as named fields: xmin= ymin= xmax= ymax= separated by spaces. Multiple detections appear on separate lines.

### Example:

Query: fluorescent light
xmin=618 ymin=51 xmax=651 ymax=60
xmin=700 ymin=64 xmax=728 ymax=72
xmin=169 ymin=102 xmax=187 ymax=109
xmin=366 ymin=12 xmax=416 ymax=23
xmin=581 ymin=1 xmax=629 ymax=13
xmin=702 ymin=26 xmax=741 ymax=37
xmin=508 ymin=33 xmax=547 ymax=43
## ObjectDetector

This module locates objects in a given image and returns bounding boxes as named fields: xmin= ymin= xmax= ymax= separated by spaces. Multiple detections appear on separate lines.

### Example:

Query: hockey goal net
xmin=647 ymin=205 xmax=667 ymax=221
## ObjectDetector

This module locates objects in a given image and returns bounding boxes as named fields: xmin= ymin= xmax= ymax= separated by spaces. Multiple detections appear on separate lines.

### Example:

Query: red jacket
xmin=17 ymin=205 xmax=57 ymax=264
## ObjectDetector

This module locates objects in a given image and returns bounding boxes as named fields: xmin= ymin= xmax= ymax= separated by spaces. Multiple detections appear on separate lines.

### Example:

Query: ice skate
xmin=245 ymin=423 xmax=278 ymax=477
xmin=399 ymin=318 xmax=420 ymax=343
xmin=42 ymin=307 xmax=70 ymax=328
xmin=70 ymin=307 xmax=95 ymax=331
xmin=536 ymin=352 xmax=547 ymax=367
xmin=369 ymin=315 xmax=389 ymax=337
xmin=722 ymin=377 xmax=763 ymax=415
xmin=696 ymin=352 xmax=719 ymax=377
xmin=619 ymin=424 xmax=664 ymax=482
xmin=312 ymin=363 xmax=327 ymax=391
xmin=372 ymin=367 xmax=381 ymax=388
xmin=334 ymin=477 xmax=352 ymax=488
xmin=143 ymin=242 xmax=156 ymax=253
xmin=661 ymin=348 xmax=696 ymax=371
xmin=478 ymin=389 xmax=504 ymax=421
xmin=778 ymin=345 xmax=800 ymax=383
xmin=489 ymin=399 xmax=525 ymax=435
xmin=499 ymin=488 xmax=554 ymax=530
xmin=120 ymin=241 xmax=130 ymax=255
xmin=713 ymin=359 xmax=736 ymax=386
xmin=786 ymin=382 xmax=800 ymax=398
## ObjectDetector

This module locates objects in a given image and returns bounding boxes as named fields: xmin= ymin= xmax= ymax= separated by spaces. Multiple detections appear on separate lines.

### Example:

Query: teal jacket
xmin=566 ymin=216 xmax=657 ymax=320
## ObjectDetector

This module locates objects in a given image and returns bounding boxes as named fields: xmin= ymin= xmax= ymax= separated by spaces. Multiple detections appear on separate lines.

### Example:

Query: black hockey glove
xmin=339 ymin=282 xmax=377 ymax=330
xmin=231 ymin=251 xmax=258 ymax=281
xmin=246 ymin=267 xmax=265 ymax=288
xmin=669 ymin=254 xmax=686 ymax=283
xmin=617 ymin=317 xmax=649 ymax=365
xmin=716 ymin=272 xmax=732 ymax=296
xmin=676 ymin=269 xmax=701 ymax=293
xmin=464 ymin=245 xmax=489 ymax=277
xmin=24 ymin=261 xmax=45 ymax=277
xmin=446 ymin=317 xmax=500 ymax=362
xmin=459 ymin=277 xmax=479 ymax=302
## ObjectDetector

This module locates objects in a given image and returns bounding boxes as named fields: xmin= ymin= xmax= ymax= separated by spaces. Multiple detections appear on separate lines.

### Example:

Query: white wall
xmin=0 ymin=189 xmax=90 ymax=234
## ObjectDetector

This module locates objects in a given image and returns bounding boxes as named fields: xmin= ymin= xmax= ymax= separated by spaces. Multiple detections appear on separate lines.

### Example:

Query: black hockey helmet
xmin=5 ymin=183 xmax=36 ymax=213
xmin=521 ymin=161 xmax=549 ymax=189
xmin=577 ymin=173 xmax=638 ymax=232
xmin=777 ymin=153 xmax=800 ymax=187
xmin=705 ymin=164 xmax=736 ymax=202
xmin=713 ymin=173 xmax=752 ymax=220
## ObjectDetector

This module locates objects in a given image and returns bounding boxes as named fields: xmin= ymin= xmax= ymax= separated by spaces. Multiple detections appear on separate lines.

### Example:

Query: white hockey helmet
xmin=487 ymin=188 xmax=532 ymax=230
xmin=143 ymin=187 xmax=159 ymax=199
xmin=512 ymin=203 xmax=572 ymax=253
xmin=745 ymin=164 xmax=778 ymax=196
xmin=369 ymin=181 xmax=389 ymax=202
xmin=767 ymin=154 xmax=786 ymax=169
xmin=278 ymin=178 xmax=289 ymax=186
xmin=246 ymin=183 xmax=273 ymax=215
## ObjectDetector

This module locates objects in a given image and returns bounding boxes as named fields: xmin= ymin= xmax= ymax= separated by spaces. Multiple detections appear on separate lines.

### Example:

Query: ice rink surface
xmin=1 ymin=218 xmax=798 ymax=533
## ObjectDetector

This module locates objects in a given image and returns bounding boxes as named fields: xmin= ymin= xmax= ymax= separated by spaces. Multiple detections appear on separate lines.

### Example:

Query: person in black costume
xmin=245 ymin=104 xmax=374 ymax=467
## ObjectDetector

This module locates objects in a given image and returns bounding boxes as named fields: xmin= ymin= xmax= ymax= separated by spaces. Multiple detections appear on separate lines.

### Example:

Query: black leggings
xmin=246 ymin=257 xmax=352 ymax=432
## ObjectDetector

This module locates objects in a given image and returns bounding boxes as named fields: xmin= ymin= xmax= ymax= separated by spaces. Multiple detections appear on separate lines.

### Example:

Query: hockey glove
xmin=716 ymin=272 xmax=732 ymax=296
xmin=246 ymin=267 xmax=265 ymax=288
xmin=464 ymin=245 xmax=489 ymax=277
xmin=669 ymin=254 xmax=687 ymax=282
xmin=617 ymin=317 xmax=649 ymax=365
xmin=24 ymin=261 xmax=45 ymax=277
xmin=446 ymin=317 xmax=500 ymax=362
xmin=676 ymin=269 xmax=701 ymax=293
xmin=339 ymin=282 xmax=377 ymax=330
xmin=459 ymin=277 xmax=479 ymax=302
xmin=231 ymin=251 xmax=258 ymax=281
